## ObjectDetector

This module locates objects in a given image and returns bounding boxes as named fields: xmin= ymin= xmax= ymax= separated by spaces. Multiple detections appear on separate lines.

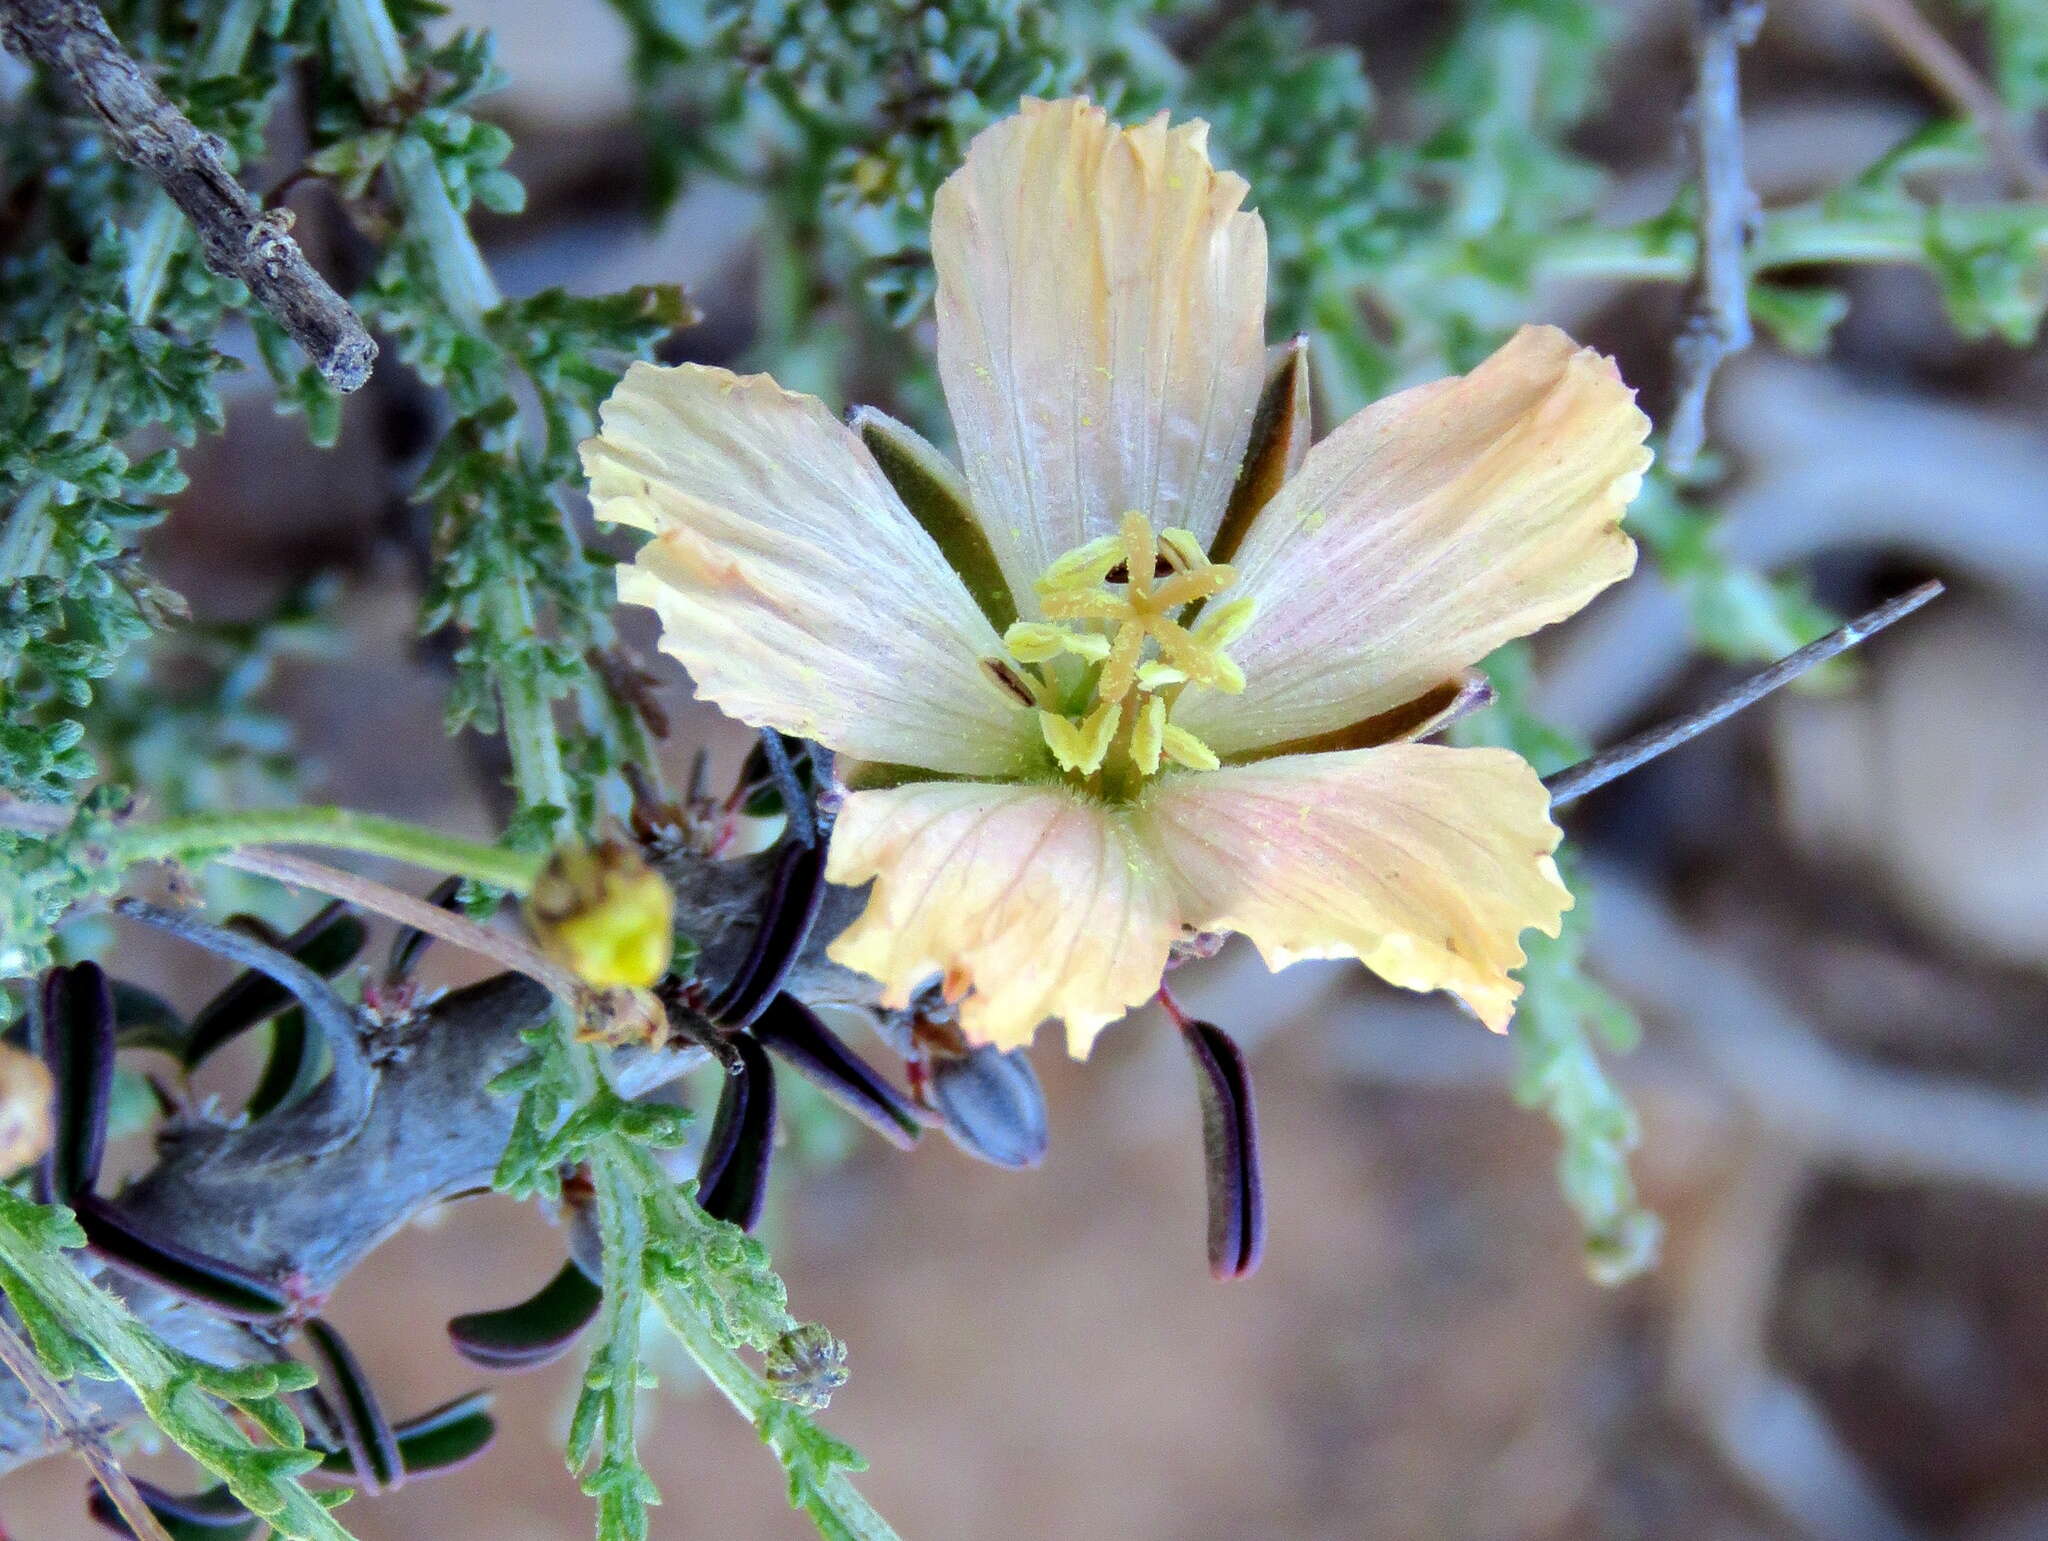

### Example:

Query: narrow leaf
xmin=1179 ymin=1020 xmax=1265 ymax=1280
xmin=751 ymin=994 xmax=921 ymax=1149
xmin=243 ymin=1008 xmax=314 ymax=1122
xmin=303 ymin=1318 xmax=402 ymax=1493
xmin=32 ymin=963 xmax=115 ymax=1202
xmin=447 ymin=1260 xmax=603 ymax=1371
xmin=706 ymin=839 xmax=827 ymax=1030
xmin=389 ymin=1391 xmax=497 ymax=1476
xmin=87 ymin=1479 xmax=258 ymax=1539
xmin=72 ymin=1194 xmax=292 ymax=1320
xmin=698 ymin=1033 xmax=777 ymax=1231
xmin=107 ymin=980 xmax=189 ymax=1055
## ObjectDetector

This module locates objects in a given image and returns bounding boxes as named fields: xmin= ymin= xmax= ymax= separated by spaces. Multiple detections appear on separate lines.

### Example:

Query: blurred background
xmin=8 ymin=0 xmax=2048 ymax=1536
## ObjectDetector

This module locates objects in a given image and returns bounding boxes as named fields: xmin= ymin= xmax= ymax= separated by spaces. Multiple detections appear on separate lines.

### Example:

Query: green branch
xmin=649 ymin=1279 xmax=899 ymax=1541
xmin=1 ymin=797 xmax=543 ymax=893
xmin=0 ymin=1191 xmax=353 ymax=1541
xmin=1537 ymin=196 xmax=2048 ymax=282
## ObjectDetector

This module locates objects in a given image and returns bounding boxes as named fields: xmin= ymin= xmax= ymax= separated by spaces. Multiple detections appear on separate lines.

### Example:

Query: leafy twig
xmin=0 ymin=797 xmax=544 ymax=889
xmin=0 ymin=0 xmax=375 ymax=391
xmin=1667 ymin=0 xmax=1765 ymax=474
xmin=0 ymin=1190 xmax=350 ymax=1539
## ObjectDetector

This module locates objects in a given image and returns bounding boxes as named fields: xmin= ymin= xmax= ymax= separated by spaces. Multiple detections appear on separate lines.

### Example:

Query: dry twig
xmin=1844 ymin=0 xmax=2048 ymax=196
xmin=0 ymin=1314 xmax=173 ymax=1541
xmin=0 ymin=0 xmax=376 ymax=391
xmin=1544 ymin=579 xmax=1943 ymax=808
xmin=1667 ymin=0 xmax=1765 ymax=474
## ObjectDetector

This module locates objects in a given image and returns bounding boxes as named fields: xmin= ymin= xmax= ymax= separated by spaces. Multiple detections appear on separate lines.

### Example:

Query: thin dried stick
xmin=0 ymin=0 xmax=376 ymax=391
xmin=1845 ymin=0 xmax=2048 ymax=196
xmin=1544 ymin=579 xmax=1943 ymax=808
xmin=211 ymin=844 xmax=587 ymax=1003
xmin=0 ymin=1314 xmax=174 ymax=1541
xmin=1667 ymin=0 xmax=1765 ymax=474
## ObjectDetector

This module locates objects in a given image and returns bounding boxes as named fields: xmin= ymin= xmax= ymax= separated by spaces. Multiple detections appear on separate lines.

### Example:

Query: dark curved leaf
xmin=32 ymin=963 xmax=115 ymax=1203
xmin=87 ymin=1479 xmax=257 ymax=1538
xmin=184 ymin=902 xmax=366 ymax=1068
xmin=386 ymin=1390 xmax=498 ymax=1476
xmin=735 ymin=731 xmax=818 ymax=824
xmin=752 ymin=994 xmax=921 ymax=1149
xmin=1180 ymin=1019 xmax=1264 ymax=1281
xmin=448 ymin=1260 xmax=602 ymax=1371
xmin=698 ymin=1033 xmax=776 ymax=1231
xmin=108 ymin=979 xmax=189 ymax=1054
xmin=73 ymin=1194 xmax=292 ymax=1320
xmin=243 ymin=1006 xmax=314 ymax=1122
xmin=929 ymin=1043 xmax=1047 ymax=1170
xmin=303 ymin=1318 xmax=401 ymax=1493
xmin=705 ymin=838 xmax=827 ymax=1030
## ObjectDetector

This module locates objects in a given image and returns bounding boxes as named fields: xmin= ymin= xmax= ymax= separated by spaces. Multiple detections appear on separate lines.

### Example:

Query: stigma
xmin=987 ymin=512 xmax=1250 ymax=794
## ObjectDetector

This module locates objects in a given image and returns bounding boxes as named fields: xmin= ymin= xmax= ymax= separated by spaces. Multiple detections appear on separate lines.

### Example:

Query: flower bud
xmin=0 ymin=1043 xmax=54 ymax=1174
xmin=929 ymin=1043 xmax=1048 ymax=1169
xmin=527 ymin=840 xmax=676 ymax=990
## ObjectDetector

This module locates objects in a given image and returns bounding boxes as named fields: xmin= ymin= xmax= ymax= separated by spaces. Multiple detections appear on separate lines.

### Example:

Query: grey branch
xmin=0 ymin=0 xmax=377 ymax=392
xmin=1543 ymin=579 xmax=1943 ymax=808
xmin=1666 ymin=0 xmax=1764 ymax=474
xmin=0 ymin=844 xmax=876 ymax=1472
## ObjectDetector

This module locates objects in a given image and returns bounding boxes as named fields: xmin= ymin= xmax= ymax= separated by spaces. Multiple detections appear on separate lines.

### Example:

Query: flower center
xmin=982 ymin=511 xmax=1253 ymax=798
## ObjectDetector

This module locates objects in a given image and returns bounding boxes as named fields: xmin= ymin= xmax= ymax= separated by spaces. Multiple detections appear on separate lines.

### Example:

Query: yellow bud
xmin=0 ymin=1044 xmax=53 ymax=1174
xmin=528 ymin=840 xmax=676 ymax=990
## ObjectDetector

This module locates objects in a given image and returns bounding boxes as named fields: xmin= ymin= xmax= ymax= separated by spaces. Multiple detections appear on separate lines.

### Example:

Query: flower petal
xmin=585 ymin=362 xmax=1036 ymax=777
xmin=824 ymin=780 xmax=1179 ymax=1056
xmin=933 ymin=97 xmax=1269 ymax=614
xmin=1176 ymin=326 xmax=1651 ymax=760
xmin=1136 ymin=744 xmax=1571 ymax=1030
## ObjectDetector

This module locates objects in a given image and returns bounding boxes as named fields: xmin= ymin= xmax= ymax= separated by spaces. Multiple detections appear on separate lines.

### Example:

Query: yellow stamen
xmin=1036 ymin=533 xmax=1124 ymax=595
xmin=1156 ymin=527 xmax=1206 ymax=573
xmin=1194 ymin=595 xmax=1257 ymax=649
xmin=1097 ymin=622 xmax=1147 ymax=705
xmin=1012 ymin=513 xmax=1254 ymax=791
xmin=1119 ymin=511 xmax=1158 ymax=596
xmin=1039 ymin=590 xmax=1129 ymax=622
xmin=1161 ymin=724 xmax=1221 ymax=771
xmin=1004 ymin=621 xmax=1111 ymax=664
xmin=1039 ymin=699 xmax=1119 ymax=776
xmin=1003 ymin=622 xmax=1066 ymax=663
xmin=1131 ymin=694 xmax=1167 ymax=776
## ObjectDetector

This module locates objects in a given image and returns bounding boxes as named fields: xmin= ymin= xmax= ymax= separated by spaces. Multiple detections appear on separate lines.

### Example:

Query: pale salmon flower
xmin=581 ymin=97 xmax=1652 ymax=1057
